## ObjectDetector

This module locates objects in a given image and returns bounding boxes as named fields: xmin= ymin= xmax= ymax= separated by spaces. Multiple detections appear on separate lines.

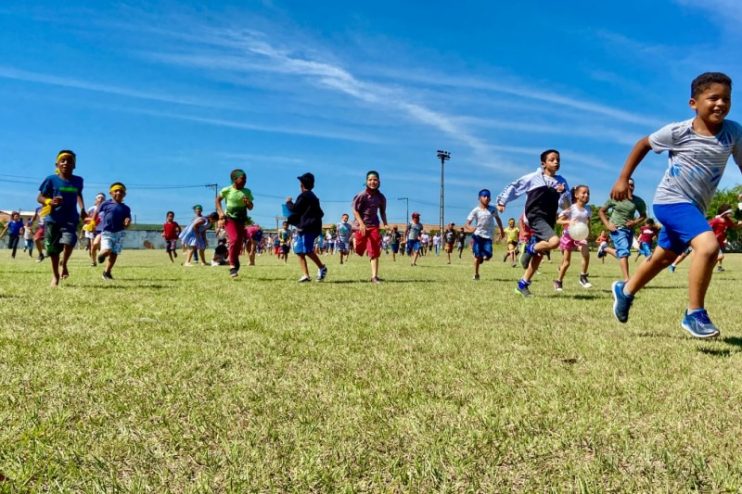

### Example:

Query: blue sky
xmin=1 ymin=0 xmax=741 ymax=227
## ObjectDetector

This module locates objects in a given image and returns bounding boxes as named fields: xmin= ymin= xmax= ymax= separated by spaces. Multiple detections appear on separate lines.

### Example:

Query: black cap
xmin=297 ymin=172 xmax=315 ymax=190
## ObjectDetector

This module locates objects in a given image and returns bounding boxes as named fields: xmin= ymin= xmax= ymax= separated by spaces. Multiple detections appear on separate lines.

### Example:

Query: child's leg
xmin=687 ymin=232 xmax=719 ymax=311
xmin=474 ymin=256 xmax=482 ymax=276
xmin=60 ymin=244 xmax=74 ymax=277
xmin=580 ymin=244 xmax=590 ymax=274
xmin=186 ymin=247 xmax=194 ymax=263
xmin=297 ymin=253 xmax=309 ymax=277
xmin=306 ymin=250 xmax=325 ymax=269
xmin=618 ymin=256 xmax=630 ymax=281
xmin=198 ymin=249 xmax=207 ymax=264
xmin=370 ymin=256 xmax=379 ymax=279
xmin=50 ymin=253 xmax=61 ymax=286
xmin=106 ymin=253 xmax=118 ymax=273
xmin=534 ymin=236 xmax=560 ymax=254
xmin=557 ymin=249 xmax=571 ymax=282
xmin=624 ymin=246 xmax=677 ymax=295
xmin=522 ymin=254 xmax=544 ymax=283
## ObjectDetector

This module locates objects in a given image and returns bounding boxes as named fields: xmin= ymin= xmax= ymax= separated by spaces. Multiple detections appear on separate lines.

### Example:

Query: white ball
xmin=568 ymin=222 xmax=589 ymax=241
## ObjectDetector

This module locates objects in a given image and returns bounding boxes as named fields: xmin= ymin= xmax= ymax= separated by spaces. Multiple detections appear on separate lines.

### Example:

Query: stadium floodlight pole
xmin=397 ymin=197 xmax=409 ymax=224
xmin=436 ymin=150 xmax=451 ymax=233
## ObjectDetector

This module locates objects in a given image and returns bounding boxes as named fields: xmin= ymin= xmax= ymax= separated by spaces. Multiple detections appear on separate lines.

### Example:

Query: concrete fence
xmin=121 ymin=230 xmax=218 ymax=249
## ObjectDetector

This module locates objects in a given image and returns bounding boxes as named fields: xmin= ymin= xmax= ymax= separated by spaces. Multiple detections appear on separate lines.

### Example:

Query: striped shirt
xmin=650 ymin=118 xmax=742 ymax=211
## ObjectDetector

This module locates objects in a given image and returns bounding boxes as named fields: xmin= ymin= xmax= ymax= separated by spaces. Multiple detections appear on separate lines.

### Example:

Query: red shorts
xmin=354 ymin=227 xmax=382 ymax=258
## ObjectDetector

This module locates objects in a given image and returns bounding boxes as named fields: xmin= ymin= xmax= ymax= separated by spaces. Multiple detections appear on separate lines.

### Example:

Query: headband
xmin=56 ymin=152 xmax=75 ymax=162
xmin=109 ymin=184 xmax=126 ymax=193
xmin=193 ymin=204 xmax=203 ymax=210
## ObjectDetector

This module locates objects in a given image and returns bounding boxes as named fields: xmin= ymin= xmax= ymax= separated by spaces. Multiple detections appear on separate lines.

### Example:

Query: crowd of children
xmin=4 ymin=72 xmax=741 ymax=339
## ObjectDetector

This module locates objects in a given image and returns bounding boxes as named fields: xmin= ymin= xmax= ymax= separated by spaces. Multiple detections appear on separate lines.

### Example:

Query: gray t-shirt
xmin=649 ymin=118 xmax=742 ymax=211
xmin=407 ymin=222 xmax=423 ymax=241
xmin=467 ymin=205 xmax=500 ymax=239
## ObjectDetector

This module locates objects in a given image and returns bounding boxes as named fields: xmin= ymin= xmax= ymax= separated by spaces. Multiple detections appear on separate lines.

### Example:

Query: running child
xmin=496 ymin=149 xmax=570 ymax=296
xmin=336 ymin=213 xmax=353 ymax=264
xmin=466 ymin=189 xmax=504 ymax=280
xmin=286 ymin=172 xmax=328 ymax=282
xmin=162 ymin=211 xmax=181 ymax=263
xmin=554 ymin=185 xmax=592 ymax=291
xmin=405 ymin=212 xmax=423 ymax=266
xmin=94 ymin=183 xmax=132 ymax=280
xmin=709 ymin=204 xmax=741 ymax=272
xmin=22 ymin=219 xmax=34 ymax=257
xmin=351 ymin=170 xmax=388 ymax=283
xmin=501 ymin=218 xmax=519 ymax=267
xmin=596 ymin=230 xmax=610 ymax=263
xmin=390 ymin=225 xmax=402 ymax=261
xmin=245 ymin=224 xmax=263 ymax=266
xmin=634 ymin=218 xmax=659 ymax=262
xmin=37 ymin=150 xmax=86 ymax=286
xmin=610 ymin=72 xmax=742 ymax=338
xmin=180 ymin=205 xmax=213 ymax=267
xmin=0 ymin=211 xmax=24 ymax=259
xmin=443 ymin=223 xmax=457 ymax=264
xmin=457 ymin=227 xmax=467 ymax=258
xmin=277 ymin=221 xmax=291 ymax=263
xmin=598 ymin=177 xmax=647 ymax=281
xmin=216 ymin=169 xmax=254 ymax=278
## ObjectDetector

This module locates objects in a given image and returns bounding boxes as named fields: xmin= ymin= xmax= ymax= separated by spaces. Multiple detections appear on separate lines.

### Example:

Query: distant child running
xmin=216 ymin=169 xmax=254 ymax=278
xmin=443 ymin=223 xmax=457 ymax=264
xmin=709 ymin=204 xmax=741 ymax=272
xmin=457 ymin=227 xmax=467 ymax=258
xmin=351 ymin=170 xmax=388 ymax=283
xmin=496 ymin=149 xmax=570 ymax=296
xmin=180 ymin=205 xmax=216 ymax=267
xmin=611 ymin=72 xmax=742 ymax=338
xmin=501 ymin=218 xmax=519 ymax=267
xmin=22 ymin=219 xmax=34 ymax=257
xmin=466 ymin=189 xmax=504 ymax=280
xmin=554 ymin=185 xmax=592 ymax=291
xmin=336 ymin=213 xmax=353 ymax=264
xmin=405 ymin=212 xmax=423 ymax=266
xmin=37 ymin=150 xmax=86 ymax=287
xmin=162 ymin=211 xmax=181 ymax=263
xmin=389 ymin=225 xmax=402 ymax=261
xmin=286 ymin=173 xmax=327 ymax=282
xmin=634 ymin=218 xmax=659 ymax=262
xmin=94 ymin=183 xmax=132 ymax=280
xmin=598 ymin=177 xmax=647 ymax=281
xmin=277 ymin=221 xmax=291 ymax=263
xmin=0 ymin=211 xmax=24 ymax=259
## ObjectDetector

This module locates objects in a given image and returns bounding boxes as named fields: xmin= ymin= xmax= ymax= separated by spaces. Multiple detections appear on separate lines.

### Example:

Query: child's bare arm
xmin=611 ymin=137 xmax=651 ymax=200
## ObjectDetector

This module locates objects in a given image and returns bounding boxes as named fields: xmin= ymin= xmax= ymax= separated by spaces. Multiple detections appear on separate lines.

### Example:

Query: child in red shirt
xmin=352 ymin=170 xmax=388 ymax=283
xmin=709 ymin=204 xmax=741 ymax=272
xmin=162 ymin=211 xmax=181 ymax=263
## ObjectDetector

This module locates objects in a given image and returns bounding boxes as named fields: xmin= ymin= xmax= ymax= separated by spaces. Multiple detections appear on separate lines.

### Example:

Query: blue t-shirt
xmin=38 ymin=174 xmax=84 ymax=225
xmin=98 ymin=200 xmax=131 ymax=233
xmin=7 ymin=219 xmax=24 ymax=236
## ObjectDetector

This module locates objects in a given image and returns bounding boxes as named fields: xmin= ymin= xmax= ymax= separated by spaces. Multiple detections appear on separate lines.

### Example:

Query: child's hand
xmin=606 ymin=222 xmax=617 ymax=232
xmin=286 ymin=196 xmax=292 ymax=203
xmin=611 ymin=178 xmax=633 ymax=200
xmin=124 ymin=218 xmax=131 ymax=227
xmin=497 ymin=204 xmax=505 ymax=213
xmin=52 ymin=196 xmax=63 ymax=206
xmin=555 ymin=183 xmax=565 ymax=193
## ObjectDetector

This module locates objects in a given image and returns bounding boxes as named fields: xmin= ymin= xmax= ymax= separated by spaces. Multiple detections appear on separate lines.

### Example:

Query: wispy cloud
xmin=0 ymin=65 xmax=212 ymax=107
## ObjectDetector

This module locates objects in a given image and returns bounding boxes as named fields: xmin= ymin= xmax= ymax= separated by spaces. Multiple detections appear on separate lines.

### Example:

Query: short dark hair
xmin=691 ymin=72 xmax=732 ymax=98
xmin=540 ymin=149 xmax=559 ymax=163
xmin=717 ymin=203 xmax=732 ymax=215
xmin=166 ymin=211 xmax=174 ymax=216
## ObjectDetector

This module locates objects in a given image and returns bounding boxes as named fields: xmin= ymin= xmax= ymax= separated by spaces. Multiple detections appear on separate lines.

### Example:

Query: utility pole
xmin=397 ymin=197 xmax=409 ymax=224
xmin=205 ymin=183 xmax=218 ymax=199
xmin=436 ymin=150 xmax=451 ymax=234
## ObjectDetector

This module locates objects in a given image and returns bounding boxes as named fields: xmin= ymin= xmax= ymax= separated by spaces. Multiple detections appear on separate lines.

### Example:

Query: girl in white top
xmin=554 ymin=185 xmax=592 ymax=291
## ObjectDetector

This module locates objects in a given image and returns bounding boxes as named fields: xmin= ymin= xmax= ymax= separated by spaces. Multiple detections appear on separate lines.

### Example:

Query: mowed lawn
xmin=1 ymin=247 xmax=741 ymax=492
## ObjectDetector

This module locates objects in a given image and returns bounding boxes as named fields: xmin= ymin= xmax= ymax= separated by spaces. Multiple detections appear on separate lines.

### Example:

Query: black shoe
xmin=229 ymin=268 xmax=238 ymax=278
xmin=102 ymin=271 xmax=114 ymax=281
xmin=97 ymin=254 xmax=105 ymax=264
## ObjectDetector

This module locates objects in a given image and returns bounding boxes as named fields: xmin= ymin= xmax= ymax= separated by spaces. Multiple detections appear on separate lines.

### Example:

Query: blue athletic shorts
xmin=609 ymin=228 xmax=633 ymax=258
xmin=654 ymin=203 xmax=711 ymax=255
xmin=638 ymin=241 xmax=652 ymax=257
xmin=292 ymin=232 xmax=318 ymax=255
xmin=471 ymin=235 xmax=493 ymax=260
xmin=406 ymin=239 xmax=420 ymax=255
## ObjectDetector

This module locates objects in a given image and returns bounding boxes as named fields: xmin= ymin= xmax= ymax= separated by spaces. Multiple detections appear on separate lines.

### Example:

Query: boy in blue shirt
xmin=0 ymin=211 xmax=24 ymax=258
xmin=37 ymin=150 xmax=86 ymax=287
xmin=94 ymin=182 xmax=132 ymax=280
xmin=611 ymin=72 xmax=742 ymax=338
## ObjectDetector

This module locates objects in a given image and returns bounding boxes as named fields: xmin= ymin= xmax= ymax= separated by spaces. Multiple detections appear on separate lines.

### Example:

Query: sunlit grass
xmin=1 ymin=248 xmax=741 ymax=491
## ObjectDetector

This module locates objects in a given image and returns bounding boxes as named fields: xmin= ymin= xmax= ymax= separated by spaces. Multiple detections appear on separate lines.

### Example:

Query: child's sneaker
xmin=102 ymin=271 xmax=114 ymax=281
xmin=553 ymin=279 xmax=563 ymax=292
xmin=371 ymin=276 xmax=382 ymax=284
xmin=579 ymin=273 xmax=592 ymax=288
xmin=515 ymin=279 xmax=532 ymax=297
xmin=317 ymin=265 xmax=328 ymax=281
xmin=681 ymin=309 xmax=720 ymax=339
xmin=473 ymin=274 xmax=480 ymax=281
xmin=716 ymin=265 xmax=725 ymax=272
xmin=229 ymin=268 xmax=238 ymax=278
xmin=298 ymin=275 xmax=311 ymax=283
xmin=611 ymin=281 xmax=633 ymax=323
xmin=597 ymin=243 xmax=607 ymax=259
xmin=668 ymin=264 xmax=676 ymax=273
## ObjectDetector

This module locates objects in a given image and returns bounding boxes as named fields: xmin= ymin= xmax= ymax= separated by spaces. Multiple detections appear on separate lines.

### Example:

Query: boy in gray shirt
xmin=611 ymin=72 xmax=742 ymax=338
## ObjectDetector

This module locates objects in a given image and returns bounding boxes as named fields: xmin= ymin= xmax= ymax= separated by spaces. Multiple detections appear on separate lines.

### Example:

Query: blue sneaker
xmin=317 ymin=265 xmax=328 ymax=281
xmin=611 ymin=281 xmax=633 ymax=323
xmin=515 ymin=279 xmax=532 ymax=297
xmin=681 ymin=310 xmax=720 ymax=339
xmin=668 ymin=264 xmax=676 ymax=273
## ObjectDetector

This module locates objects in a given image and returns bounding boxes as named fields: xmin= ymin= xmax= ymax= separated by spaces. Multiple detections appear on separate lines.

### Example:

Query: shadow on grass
xmin=698 ymin=347 xmax=734 ymax=357
xmin=721 ymin=336 xmax=742 ymax=348
xmin=635 ymin=332 xmax=681 ymax=340
xmin=544 ymin=293 xmax=603 ymax=300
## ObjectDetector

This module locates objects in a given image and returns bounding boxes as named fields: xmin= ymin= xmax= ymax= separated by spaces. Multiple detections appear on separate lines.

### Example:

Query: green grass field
xmin=1 ymin=247 xmax=741 ymax=492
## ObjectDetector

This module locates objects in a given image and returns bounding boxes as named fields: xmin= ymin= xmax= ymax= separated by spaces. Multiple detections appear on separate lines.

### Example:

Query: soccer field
xmin=1 ymin=249 xmax=741 ymax=491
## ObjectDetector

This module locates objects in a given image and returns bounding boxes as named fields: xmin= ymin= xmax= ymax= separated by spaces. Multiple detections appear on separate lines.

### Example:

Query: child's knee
xmin=691 ymin=234 xmax=719 ymax=258
xmin=546 ymin=236 xmax=560 ymax=249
